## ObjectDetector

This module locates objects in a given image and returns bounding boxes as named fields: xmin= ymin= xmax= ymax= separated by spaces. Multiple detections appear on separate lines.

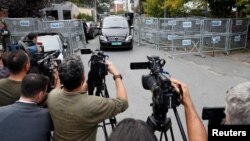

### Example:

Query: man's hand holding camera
xmin=106 ymin=60 xmax=127 ymax=101
xmin=170 ymin=78 xmax=208 ymax=141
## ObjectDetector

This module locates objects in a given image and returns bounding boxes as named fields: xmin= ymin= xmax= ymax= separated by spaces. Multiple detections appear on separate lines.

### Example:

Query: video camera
xmin=202 ymin=107 xmax=226 ymax=125
xmin=130 ymin=56 xmax=182 ymax=126
xmin=81 ymin=49 xmax=109 ymax=96
xmin=34 ymin=50 xmax=61 ymax=92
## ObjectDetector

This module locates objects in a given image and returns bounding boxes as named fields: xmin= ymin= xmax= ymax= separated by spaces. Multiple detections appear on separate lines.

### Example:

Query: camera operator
xmin=0 ymin=50 xmax=30 ymax=106
xmin=0 ymin=73 xmax=52 ymax=141
xmin=170 ymin=78 xmax=207 ymax=141
xmin=47 ymin=54 xmax=128 ymax=141
xmin=224 ymin=82 xmax=250 ymax=125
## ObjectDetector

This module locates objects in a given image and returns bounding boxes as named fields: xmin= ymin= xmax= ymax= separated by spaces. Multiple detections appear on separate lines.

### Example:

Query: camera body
xmin=88 ymin=51 xmax=108 ymax=85
xmin=81 ymin=49 xmax=109 ymax=96
xmin=131 ymin=56 xmax=181 ymax=121
xmin=34 ymin=51 xmax=61 ymax=91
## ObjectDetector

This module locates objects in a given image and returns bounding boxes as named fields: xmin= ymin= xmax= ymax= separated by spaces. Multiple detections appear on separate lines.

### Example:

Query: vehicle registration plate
xmin=111 ymin=42 xmax=122 ymax=45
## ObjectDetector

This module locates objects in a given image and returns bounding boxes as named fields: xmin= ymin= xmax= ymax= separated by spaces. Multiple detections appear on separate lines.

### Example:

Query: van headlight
xmin=125 ymin=35 xmax=133 ymax=42
xmin=100 ymin=35 xmax=107 ymax=42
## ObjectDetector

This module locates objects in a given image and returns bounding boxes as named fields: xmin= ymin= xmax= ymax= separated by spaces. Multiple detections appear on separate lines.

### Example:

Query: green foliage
xmin=144 ymin=0 xmax=191 ymax=17
xmin=76 ymin=13 xmax=94 ymax=21
xmin=144 ymin=0 xmax=164 ymax=17
xmin=165 ymin=0 xmax=186 ymax=15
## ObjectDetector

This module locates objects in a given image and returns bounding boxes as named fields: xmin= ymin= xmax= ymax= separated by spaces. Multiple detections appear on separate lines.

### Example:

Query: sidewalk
xmin=172 ymin=49 xmax=250 ymax=80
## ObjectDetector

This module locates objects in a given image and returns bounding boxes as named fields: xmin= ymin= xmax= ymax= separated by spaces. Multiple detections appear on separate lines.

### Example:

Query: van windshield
xmin=103 ymin=18 xmax=128 ymax=28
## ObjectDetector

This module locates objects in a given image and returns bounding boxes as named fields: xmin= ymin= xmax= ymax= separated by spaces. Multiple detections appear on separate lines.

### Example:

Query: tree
xmin=0 ymin=0 xmax=50 ymax=18
xmin=144 ymin=0 xmax=190 ymax=17
xmin=207 ymin=0 xmax=235 ymax=18
xmin=207 ymin=0 xmax=250 ymax=18
xmin=144 ymin=0 xmax=164 ymax=17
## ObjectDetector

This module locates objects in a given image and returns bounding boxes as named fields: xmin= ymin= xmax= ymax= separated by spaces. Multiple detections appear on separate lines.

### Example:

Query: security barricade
xmin=5 ymin=18 xmax=41 ymax=43
xmin=229 ymin=33 xmax=248 ymax=50
xmin=139 ymin=17 xmax=158 ymax=46
xmin=4 ymin=18 xmax=86 ymax=57
xmin=133 ymin=17 xmax=249 ymax=57
xmin=157 ymin=18 xmax=174 ymax=49
xmin=41 ymin=20 xmax=85 ymax=55
xmin=228 ymin=18 xmax=249 ymax=51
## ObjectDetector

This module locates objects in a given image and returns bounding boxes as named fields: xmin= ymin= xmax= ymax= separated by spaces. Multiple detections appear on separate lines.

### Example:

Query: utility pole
xmin=95 ymin=0 xmax=97 ymax=22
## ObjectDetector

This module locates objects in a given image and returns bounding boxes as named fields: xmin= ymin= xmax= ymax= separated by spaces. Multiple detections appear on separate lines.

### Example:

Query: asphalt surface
xmin=78 ymin=37 xmax=250 ymax=141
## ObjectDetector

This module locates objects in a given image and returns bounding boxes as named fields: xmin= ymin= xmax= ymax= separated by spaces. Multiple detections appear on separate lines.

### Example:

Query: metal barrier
xmin=41 ymin=20 xmax=85 ymax=55
xmin=139 ymin=17 xmax=158 ymax=46
xmin=3 ymin=18 xmax=86 ymax=57
xmin=134 ymin=17 xmax=249 ymax=57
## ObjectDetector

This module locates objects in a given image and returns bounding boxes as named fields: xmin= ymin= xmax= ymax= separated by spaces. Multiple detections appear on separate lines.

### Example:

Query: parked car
xmin=21 ymin=32 xmax=68 ymax=60
xmin=99 ymin=16 xmax=133 ymax=50
xmin=86 ymin=21 xmax=99 ymax=39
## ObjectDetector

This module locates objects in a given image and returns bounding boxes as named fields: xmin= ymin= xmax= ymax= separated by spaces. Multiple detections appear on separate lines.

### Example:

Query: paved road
xmin=78 ymin=37 xmax=250 ymax=141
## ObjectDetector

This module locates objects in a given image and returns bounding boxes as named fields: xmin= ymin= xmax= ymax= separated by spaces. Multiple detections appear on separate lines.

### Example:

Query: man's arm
xmin=171 ymin=78 xmax=207 ymax=141
xmin=106 ymin=60 xmax=128 ymax=102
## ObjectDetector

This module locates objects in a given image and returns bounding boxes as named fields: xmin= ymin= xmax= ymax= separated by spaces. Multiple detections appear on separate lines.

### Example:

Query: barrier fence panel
xmin=140 ymin=17 xmax=158 ymax=46
xmin=230 ymin=18 xmax=249 ymax=34
xmin=203 ymin=19 xmax=230 ymax=35
xmin=4 ymin=18 xmax=86 ymax=57
xmin=229 ymin=33 xmax=247 ymax=50
xmin=202 ymin=35 xmax=228 ymax=52
xmin=157 ymin=18 xmax=174 ymax=49
xmin=172 ymin=18 xmax=202 ymax=36
xmin=228 ymin=19 xmax=249 ymax=51
xmin=170 ymin=37 xmax=202 ymax=56
xmin=5 ymin=18 xmax=41 ymax=44
xmin=134 ymin=17 xmax=249 ymax=57
xmin=5 ymin=18 xmax=40 ymax=33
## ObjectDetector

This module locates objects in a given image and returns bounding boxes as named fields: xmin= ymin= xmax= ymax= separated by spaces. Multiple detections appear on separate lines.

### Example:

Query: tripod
xmin=88 ymin=78 xmax=117 ymax=141
xmin=147 ymin=107 xmax=187 ymax=141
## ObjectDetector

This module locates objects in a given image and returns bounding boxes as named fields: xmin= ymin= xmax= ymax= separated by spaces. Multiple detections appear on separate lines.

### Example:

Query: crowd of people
xmin=0 ymin=47 xmax=249 ymax=141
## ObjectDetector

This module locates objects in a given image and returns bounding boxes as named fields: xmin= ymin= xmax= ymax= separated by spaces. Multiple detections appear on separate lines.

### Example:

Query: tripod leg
xmin=160 ymin=131 xmax=163 ymax=141
xmin=102 ymin=121 xmax=109 ymax=141
xmin=169 ymin=126 xmax=175 ymax=141
xmin=173 ymin=107 xmax=187 ymax=141
xmin=163 ymin=131 xmax=168 ymax=141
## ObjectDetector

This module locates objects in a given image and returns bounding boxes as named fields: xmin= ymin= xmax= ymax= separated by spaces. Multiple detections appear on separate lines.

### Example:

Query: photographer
xmin=0 ymin=50 xmax=30 ymax=106
xmin=170 ymin=78 xmax=207 ymax=141
xmin=224 ymin=82 xmax=250 ymax=125
xmin=47 ymin=54 xmax=128 ymax=141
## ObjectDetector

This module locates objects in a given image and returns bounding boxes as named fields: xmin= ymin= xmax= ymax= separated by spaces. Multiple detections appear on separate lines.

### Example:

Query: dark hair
xmin=7 ymin=50 xmax=29 ymax=74
xmin=27 ymin=32 xmax=38 ymax=40
xmin=21 ymin=73 xmax=49 ymax=98
xmin=58 ymin=54 xmax=84 ymax=90
xmin=109 ymin=118 xmax=157 ymax=141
